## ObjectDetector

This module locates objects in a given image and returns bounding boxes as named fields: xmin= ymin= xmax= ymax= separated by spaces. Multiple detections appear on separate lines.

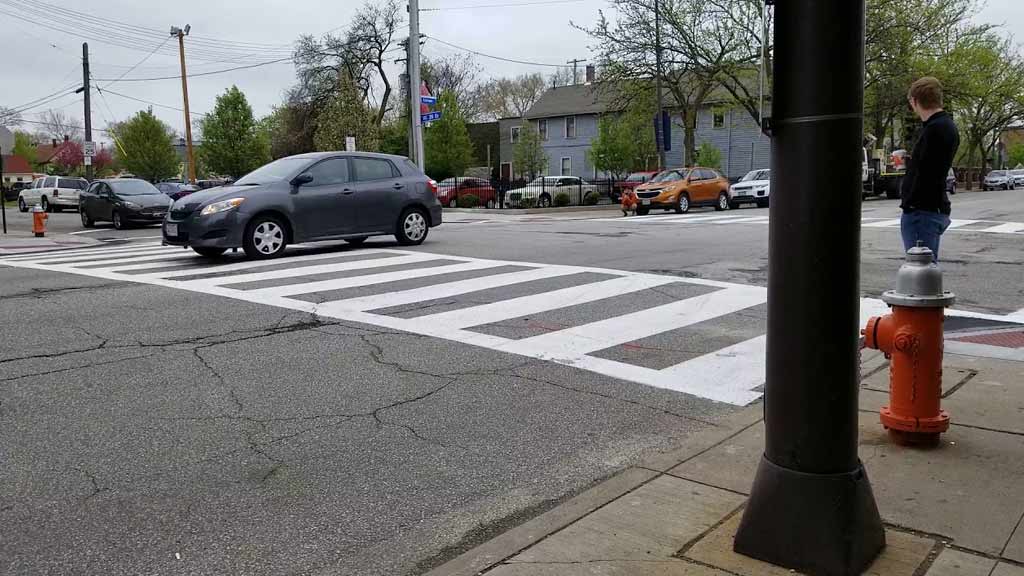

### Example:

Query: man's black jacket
xmin=900 ymin=110 xmax=959 ymax=214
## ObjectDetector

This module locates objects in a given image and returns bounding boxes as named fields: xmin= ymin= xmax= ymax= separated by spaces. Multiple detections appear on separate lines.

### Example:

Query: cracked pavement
xmin=0 ymin=264 xmax=735 ymax=576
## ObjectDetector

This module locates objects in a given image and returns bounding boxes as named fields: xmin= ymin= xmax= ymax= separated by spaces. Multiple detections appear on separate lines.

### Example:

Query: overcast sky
xmin=3 ymin=0 xmax=1021 ymax=146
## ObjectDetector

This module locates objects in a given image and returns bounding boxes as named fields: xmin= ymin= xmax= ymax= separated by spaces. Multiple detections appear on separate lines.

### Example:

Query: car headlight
xmin=122 ymin=201 xmax=141 ymax=209
xmin=200 ymin=198 xmax=245 ymax=216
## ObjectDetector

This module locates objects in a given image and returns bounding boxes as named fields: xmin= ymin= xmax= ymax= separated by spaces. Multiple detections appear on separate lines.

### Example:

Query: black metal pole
xmin=733 ymin=0 xmax=885 ymax=574
xmin=1 ymin=149 xmax=7 ymax=234
xmin=83 ymin=43 xmax=94 ymax=182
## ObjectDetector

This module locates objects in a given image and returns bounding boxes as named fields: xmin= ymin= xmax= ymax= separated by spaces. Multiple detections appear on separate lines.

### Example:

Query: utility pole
xmin=172 ymin=25 xmax=196 ymax=184
xmin=654 ymin=0 xmax=666 ymax=169
xmin=408 ymin=0 xmax=425 ymax=169
xmin=566 ymin=58 xmax=586 ymax=85
xmin=732 ymin=0 xmax=885 ymax=574
xmin=82 ymin=42 xmax=93 ymax=181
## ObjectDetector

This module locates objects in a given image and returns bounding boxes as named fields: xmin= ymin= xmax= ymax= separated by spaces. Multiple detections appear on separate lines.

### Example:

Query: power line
xmin=17 ymin=117 xmax=116 ymax=135
xmin=101 ymin=37 xmax=174 ymax=88
xmin=93 ymin=56 xmax=293 ymax=82
xmin=99 ymin=87 xmax=208 ymax=117
xmin=7 ymin=83 xmax=80 ymax=114
xmin=423 ymin=35 xmax=572 ymax=68
xmin=421 ymin=0 xmax=586 ymax=10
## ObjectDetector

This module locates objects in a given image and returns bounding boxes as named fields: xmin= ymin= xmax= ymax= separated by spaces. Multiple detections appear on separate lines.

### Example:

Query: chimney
xmin=52 ymin=139 xmax=57 ymax=148
xmin=63 ymin=134 xmax=69 ymax=142
xmin=585 ymin=65 xmax=596 ymax=84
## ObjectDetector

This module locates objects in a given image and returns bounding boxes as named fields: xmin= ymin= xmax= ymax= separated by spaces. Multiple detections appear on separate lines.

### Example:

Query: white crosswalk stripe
xmin=2 ymin=242 xmax=1019 ymax=407
xmin=581 ymin=213 xmax=1024 ymax=234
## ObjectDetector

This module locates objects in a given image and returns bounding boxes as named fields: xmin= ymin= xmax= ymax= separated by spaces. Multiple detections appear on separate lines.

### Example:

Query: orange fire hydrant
xmin=863 ymin=243 xmax=955 ymax=446
xmin=32 ymin=205 xmax=48 ymax=238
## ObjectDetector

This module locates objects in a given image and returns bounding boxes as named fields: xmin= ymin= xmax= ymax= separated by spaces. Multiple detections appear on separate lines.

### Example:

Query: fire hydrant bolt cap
xmin=881 ymin=245 xmax=955 ymax=308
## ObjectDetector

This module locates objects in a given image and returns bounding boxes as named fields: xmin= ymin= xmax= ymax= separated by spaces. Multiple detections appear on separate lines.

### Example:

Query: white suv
xmin=18 ymin=176 xmax=88 ymax=212
xmin=728 ymin=169 xmax=770 ymax=208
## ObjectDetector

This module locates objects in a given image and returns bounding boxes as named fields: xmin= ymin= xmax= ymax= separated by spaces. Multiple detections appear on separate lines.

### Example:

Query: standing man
xmin=900 ymin=77 xmax=960 ymax=259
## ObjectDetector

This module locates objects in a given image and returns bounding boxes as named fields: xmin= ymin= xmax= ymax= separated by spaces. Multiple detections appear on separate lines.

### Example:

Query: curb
xmin=0 ymin=233 xmax=103 ymax=255
xmin=444 ymin=205 xmax=620 ymax=215
xmin=423 ymin=403 xmax=765 ymax=576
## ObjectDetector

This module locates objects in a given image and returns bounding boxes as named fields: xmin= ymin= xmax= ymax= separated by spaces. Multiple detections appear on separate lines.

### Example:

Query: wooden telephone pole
xmin=172 ymin=24 xmax=196 ymax=183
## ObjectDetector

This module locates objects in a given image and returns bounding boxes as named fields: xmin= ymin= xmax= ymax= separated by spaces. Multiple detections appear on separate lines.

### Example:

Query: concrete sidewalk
xmin=0 ymin=229 xmax=101 ymax=255
xmin=427 ymin=345 xmax=1024 ymax=575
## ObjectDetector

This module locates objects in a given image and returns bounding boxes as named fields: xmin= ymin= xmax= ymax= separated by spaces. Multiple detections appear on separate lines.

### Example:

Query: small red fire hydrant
xmin=863 ymin=243 xmax=955 ymax=446
xmin=32 ymin=205 xmax=48 ymax=237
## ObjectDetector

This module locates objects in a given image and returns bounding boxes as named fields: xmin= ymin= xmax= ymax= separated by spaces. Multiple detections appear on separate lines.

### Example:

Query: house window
xmin=511 ymin=126 xmax=521 ymax=144
xmin=538 ymin=119 xmax=548 ymax=141
xmin=713 ymin=110 xmax=726 ymax=129
xmin=561 ymin=157 xmax=572 ymax=175
xmin=565 ymin=116 xmax=576 ymax=139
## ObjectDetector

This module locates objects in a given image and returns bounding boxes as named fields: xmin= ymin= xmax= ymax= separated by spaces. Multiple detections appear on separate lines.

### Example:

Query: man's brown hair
xmin=909 ymin=77 xmax=944 ymax=110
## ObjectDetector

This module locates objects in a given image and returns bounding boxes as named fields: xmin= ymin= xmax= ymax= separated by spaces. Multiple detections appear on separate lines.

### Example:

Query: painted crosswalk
xmin=2 ymin=242 xmax=1019 ymax=406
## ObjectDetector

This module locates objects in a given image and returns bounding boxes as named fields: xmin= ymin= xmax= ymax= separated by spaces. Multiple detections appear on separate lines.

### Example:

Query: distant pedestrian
xmin=900 ymin=77 xmax=960 ymax=260
xmin=621 ymin=188 xmax=639 ymax=216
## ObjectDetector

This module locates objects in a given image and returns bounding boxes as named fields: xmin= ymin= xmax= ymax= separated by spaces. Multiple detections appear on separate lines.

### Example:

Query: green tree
xmin=314 ymin=74 xmax=380 ymax=152
xmin=589 ymin=100 xmax=657 ymax=179
xmin=694 ymin=141 xmax=722 ymax=169
xmin=424 ymin=91 xmax=474 ymax=180
xmin=379 ymin=115 xmax=409 ymax=157
xmin=113 ymin=109 xmax=179 ymax=182
xmin=12 ymin=131 xmax=36 ymax=170
xmin=1007 ymin=142 xmax=1024 ymax=169
xmin=512 ymin=124 xmax=548 ymax=179
xmin=198 ymin=86 xmax=270 ymax=178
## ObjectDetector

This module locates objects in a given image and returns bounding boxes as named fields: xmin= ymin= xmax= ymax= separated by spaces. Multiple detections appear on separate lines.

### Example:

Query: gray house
xmin=500 ymin=82 xmax=770 ymax=181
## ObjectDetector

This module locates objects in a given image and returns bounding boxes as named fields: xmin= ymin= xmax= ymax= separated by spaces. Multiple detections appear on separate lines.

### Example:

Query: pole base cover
xmin=734 ymin=455 xmax=886 ymax=576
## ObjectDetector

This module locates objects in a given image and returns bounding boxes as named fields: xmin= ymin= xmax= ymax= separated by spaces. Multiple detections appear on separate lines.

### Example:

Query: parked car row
xmin=982 ymin=169 xmax=1024 ymax=191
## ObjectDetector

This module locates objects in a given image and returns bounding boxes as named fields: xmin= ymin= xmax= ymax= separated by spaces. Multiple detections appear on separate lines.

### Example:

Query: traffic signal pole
xmin=732 ymin=0 xmax=886 ymax=574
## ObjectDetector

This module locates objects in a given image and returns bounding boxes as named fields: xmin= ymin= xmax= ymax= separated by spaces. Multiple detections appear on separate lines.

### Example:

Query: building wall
xmin=665 ymin=106 xmax=771 ymax=179
xmin=3 ymin=172 xmax=34 ymax=184
xmin=498 ymin=117 xmax=522 ymax=179
xmin=535 ymin=114 xmax=602 ymax=179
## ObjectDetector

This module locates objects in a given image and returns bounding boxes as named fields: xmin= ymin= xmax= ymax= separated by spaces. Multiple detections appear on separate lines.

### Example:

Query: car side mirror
xmin=291 ymin=174 xmax=314 ymax=187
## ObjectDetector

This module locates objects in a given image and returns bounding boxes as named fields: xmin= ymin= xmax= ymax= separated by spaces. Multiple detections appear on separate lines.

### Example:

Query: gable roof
xmin=524 ymin=84 xmax=626 ymax=119
xmin=2 ymin=154 xmax=33 ymax=174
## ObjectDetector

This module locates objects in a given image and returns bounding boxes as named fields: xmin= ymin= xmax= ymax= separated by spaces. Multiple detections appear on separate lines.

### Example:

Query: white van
xmin=18 ymin=176 xmax=88 ymax=212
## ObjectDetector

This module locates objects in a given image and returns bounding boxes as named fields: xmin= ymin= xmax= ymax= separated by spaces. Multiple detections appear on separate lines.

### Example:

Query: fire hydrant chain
xmin=862 ymin=243 xmax=954 ymax=446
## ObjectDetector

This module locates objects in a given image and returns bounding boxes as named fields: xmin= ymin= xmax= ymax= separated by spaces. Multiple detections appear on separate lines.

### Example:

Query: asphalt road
xmin=1 ymin=188 xmax=1022 ymax=575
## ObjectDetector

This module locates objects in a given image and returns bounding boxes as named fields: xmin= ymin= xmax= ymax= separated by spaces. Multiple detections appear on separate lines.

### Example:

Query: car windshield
xmin=650 ymin=170 xmax=683 ymax=183
xmin=990 ymin=171 xmax=1007 ymax=177
xmin=626 ymin=173 xmax=649 ymax=182
xmin=110 ymin=180 xmax=161 ymax=195
xmin=235 ymin=157 xmax=310 ymax=185
xmin=741 ymin=170 xmax=769 ymax=182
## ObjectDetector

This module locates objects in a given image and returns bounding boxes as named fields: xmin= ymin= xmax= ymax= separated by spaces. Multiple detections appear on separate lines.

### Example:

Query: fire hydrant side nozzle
xmin=31 ymin=205 xmax=48 ymax=238
xmin=862 ymin=243 xmax=955 ymax=446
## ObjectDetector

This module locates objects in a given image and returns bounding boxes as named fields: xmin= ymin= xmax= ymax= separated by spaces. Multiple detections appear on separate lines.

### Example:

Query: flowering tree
xmin=52 ymin=140 xmax=84 ymax=175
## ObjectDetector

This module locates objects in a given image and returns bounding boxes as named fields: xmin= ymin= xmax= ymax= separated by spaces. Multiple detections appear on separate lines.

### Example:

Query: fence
xmin=433 ymin=176 xmax=626 ymax=209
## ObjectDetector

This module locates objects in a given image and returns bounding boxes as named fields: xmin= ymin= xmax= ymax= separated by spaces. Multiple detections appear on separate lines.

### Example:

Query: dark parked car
xmin=79 ymin=179 xmax=173 ymax=230
xmin=156 ymin=182 xmax=200 ymax=201
xmin=162 ymin=152 xmax=443 ymax=259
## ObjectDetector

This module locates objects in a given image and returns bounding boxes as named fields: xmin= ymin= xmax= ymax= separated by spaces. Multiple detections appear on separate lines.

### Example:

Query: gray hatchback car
xmin=162 ymin=152 xmax=443 ymax=258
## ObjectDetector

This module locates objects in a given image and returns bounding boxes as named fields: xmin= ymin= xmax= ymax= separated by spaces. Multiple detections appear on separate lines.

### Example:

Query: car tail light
xmin=427 ymin=179 xmax=439 ymax=195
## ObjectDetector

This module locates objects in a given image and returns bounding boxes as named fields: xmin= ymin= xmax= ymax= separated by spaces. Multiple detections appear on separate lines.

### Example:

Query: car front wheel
xmin=18 ymin=198 xmax=28 ymax=212
xmin=243 ymin=216 xmax=288 ymax=259
xmin=485 ymin=199 xmax=496 ymax=209
xmin=396 ymin=208 xmax=429 ymax=246
xmin=675 ymin=193 xmax=690 ymax=214
xmin=449 ymin=198 xmax=457 ymax=208
xmin=40 ymin=197 xmax=50 ymax=213
xmin=112 ymin=211 xmax=125 ymax=230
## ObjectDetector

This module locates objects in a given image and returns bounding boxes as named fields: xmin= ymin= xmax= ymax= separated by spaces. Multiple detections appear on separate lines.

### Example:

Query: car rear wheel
xmin=244 ymin=216 xmax=287 ymax=259
xmin=192 ymin=247 xmax=226 ymax=258
xmin=538 ymin=194 xmax=552 ymax=208
xmin=637 ymin=206 xmax=650 ymax=216
xmin=715 ymin=192 xmax=729 ymax=211
xmin=396 ymin=208 xmax=429 ymax=246
xmin=112 ymin=211 xmax=126 ymax=230
xmin=80 ymin=205 xmax=94 ymax=227
xmin=675 ymin=193 xmax=690 ymax=214
xmin=40 ymin=197 xmax=50 ymax=213
xmin=18 ymin=198 xmax=27 ymax=212
xmin=345 ymin=237 xmax=368 ymax=246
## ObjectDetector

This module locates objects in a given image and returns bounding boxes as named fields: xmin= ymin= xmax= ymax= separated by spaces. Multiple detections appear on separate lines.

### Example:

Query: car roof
xmin=286 ymin=151 xmax=411 ymax=161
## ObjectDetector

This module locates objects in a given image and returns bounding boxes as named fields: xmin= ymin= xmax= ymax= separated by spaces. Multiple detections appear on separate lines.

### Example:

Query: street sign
xmin=421 ymin=111 xmax=441 ymax=123
xmin=83 ymin=155 xmax=92 ymax=166
xmin=420 ymin=96 xmax=437 ymax=105
xmin=83 ymin=141 xmax=96 ymax=157
xmin=345 ymin=136 xmax=356 ymax=152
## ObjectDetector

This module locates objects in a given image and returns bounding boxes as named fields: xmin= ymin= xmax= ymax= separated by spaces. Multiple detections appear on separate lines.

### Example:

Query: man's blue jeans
xmin=900 ymin=210 xmax=951 ymax=259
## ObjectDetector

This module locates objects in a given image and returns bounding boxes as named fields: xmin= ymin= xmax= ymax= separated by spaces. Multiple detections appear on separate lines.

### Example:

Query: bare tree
xmin=422 ymin=53 xmax=484 ymax=121
xmin=0 ymin=106 xmax=22 ymax=127
xmin=292 ymin=0 xmax=402 ymax=128
xmin=37 ymin=109 xmax=82 ymax=140
xmin=547 ymin=67 xmax=576 ymax=88
xmin=476 ymin=73 xmax=548 ymax=120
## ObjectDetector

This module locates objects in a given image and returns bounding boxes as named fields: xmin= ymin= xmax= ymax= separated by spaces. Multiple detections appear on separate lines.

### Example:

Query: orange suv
xmin=632 ymin=167 xmax=731 ymax=215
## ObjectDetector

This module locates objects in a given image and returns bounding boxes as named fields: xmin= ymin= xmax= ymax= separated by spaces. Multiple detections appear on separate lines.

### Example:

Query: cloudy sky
xmin=3 ymin=0 xmax=1021 ymax=146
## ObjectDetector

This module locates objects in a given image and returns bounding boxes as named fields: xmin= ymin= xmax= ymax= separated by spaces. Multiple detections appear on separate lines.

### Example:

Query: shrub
xmin=519 ymin=197 xmax=537 ymax=208
xmin=553 ymin=192 xmax=571 ymax=207
xmin=583 ymin=191 xmax=601 ymax=205
xmin=456 ymin=194 xmax=480 ymax=208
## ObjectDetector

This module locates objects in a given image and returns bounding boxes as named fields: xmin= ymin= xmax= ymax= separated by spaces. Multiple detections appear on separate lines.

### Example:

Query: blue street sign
xmin=421 ymin=111 xmax=442 ymax=122
xmin=421 ymin=96 xmax=437 ymax=105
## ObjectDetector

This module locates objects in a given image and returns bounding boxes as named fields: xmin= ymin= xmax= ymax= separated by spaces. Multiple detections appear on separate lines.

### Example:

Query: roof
xmin=2 ymin=154 xmax=32 ymax=174
xmin=524 ymin=84 xmax=626 ymax=119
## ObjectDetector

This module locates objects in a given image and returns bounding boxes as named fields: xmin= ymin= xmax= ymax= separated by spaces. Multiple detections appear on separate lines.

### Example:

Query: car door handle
xmin=342 ymin=189 xmax=354 ymax=195
xmin=392 ymin=183 xmax=405 ymax=190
